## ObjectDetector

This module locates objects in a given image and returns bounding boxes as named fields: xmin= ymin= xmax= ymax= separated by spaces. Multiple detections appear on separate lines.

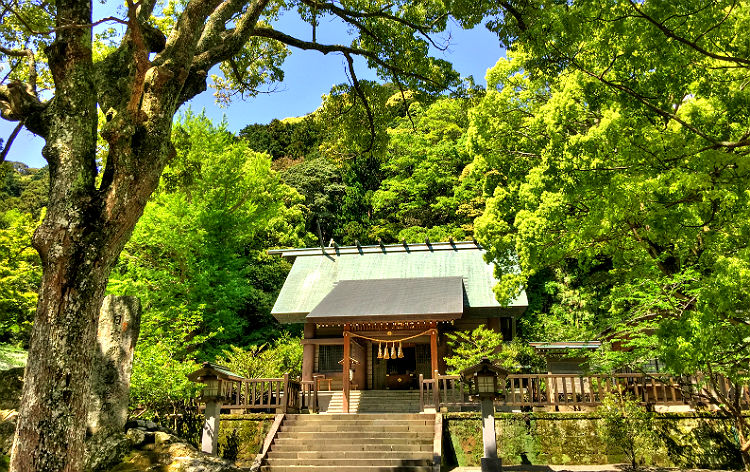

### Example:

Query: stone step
xmin=260 ymin=466 xmax=433 ymax=472
xmin=280 ymin=424 xmax=432 ymax=433
xmin=267 ymin=451 xmax=433 ymax=460
xmin=275 ymin=431 xmax=431 ymax=441
xmin=269 ymin=442 xmax=434 ymax=452
xmin=284 ymin=414 xmax=433 ymax=422
xmin=261 ymin=411 xmax=437 ymax=471
xmin=264 ymin=458 xmax=432 ymax=467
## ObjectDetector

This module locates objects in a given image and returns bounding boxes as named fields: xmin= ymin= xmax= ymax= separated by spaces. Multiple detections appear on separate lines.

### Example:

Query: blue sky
xmin=1 ymin=8 xmax=504 ymax=168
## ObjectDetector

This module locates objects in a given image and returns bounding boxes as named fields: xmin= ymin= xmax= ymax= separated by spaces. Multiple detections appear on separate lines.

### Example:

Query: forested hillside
xmin=2 ymin=10 xmax=749 ymax=436
xmin=0 ymin=80 xmax=616 ymax=404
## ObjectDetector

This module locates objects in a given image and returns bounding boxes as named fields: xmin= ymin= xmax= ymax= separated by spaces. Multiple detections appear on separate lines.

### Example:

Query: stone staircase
xmin=260 ymin=413 xmax=436 ymax=472
xmin=322 ymin=390 xmax=422 ymax=414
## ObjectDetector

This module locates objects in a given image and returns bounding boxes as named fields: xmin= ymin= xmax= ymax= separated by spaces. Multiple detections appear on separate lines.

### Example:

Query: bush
xmin=129 ymin=342 xmax=200 ymax=418
xmin=216 ymin=333 xmax=303 ymax=379
xmin=597 ymin=393 xmax=659 ymax=469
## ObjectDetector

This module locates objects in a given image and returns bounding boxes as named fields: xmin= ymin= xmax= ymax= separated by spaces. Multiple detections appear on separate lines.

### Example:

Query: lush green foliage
xmin=444 ymin=326 xmax=544 ymax=374
xmin=279 ymin=158 xmax=347 ymax=244
xmin=0 ymin=209 xmax=42 ymax=346
xmin=215 ymin=334 xmax=303 ymax=379
xmin=107 ymin=113 xmax=309 ymax=408
xmin=598 ymin=394 xmax=658 ymax=468
xmin=471 ymin=3 xmax=750 ymax=462
xmin=239 ymin=116 xmax=322 ymax=161
xmin=128 ymin=342 xmax=200 ymax=415
xmin=0 ymin=162 xmax=47 ymax=346
xmin=0 ymin=163 xmax=48 ymax=217
xmin=371 ymin=98 xmax=479 ymax=242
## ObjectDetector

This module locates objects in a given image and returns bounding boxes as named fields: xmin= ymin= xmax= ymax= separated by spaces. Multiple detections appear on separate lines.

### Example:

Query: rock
xmin=104 ymin=428 xmax=242 ymax=472
xmin=0 ymin=368 xmax=24 ymax=411
xmin=154 ymin=431 xmax=176 ymax=446
xmin=125 ymin=428 xmax=147 ymax=448
xmin=84 ymin=432 xmax=134 ymax=472
xmin=88 ymin=295 xmax=141 ymax=436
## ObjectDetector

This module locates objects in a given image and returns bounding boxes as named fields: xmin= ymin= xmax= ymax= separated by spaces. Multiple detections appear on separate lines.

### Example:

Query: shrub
xmin=597 ymin=393 xmax=659 ymax=469
xmin=216 ymin=333 xmax=303 ymax=379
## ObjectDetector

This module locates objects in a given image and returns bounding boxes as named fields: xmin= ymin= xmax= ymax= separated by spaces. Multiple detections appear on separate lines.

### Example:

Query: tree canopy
xmin=0 ymin=0 xmax=485 ymax=469
xmin=469 ymin=1 xmax=750 ymax=463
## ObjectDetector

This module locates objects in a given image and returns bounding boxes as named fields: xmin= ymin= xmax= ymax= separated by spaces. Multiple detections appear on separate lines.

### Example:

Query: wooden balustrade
xmin=208 ymin=374 xmax=320 ymax=413
xmin=300 ymin=380 xmax=319 ymax=413
xmin=419 ymin=372 xmax=749 ymax=412
xmin=419 ymin=374 xmax=439 ymax=409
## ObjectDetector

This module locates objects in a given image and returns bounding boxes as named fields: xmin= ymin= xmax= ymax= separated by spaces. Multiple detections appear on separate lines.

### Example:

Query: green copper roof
xmin=270 ymin=241 xmax=527 ymax=324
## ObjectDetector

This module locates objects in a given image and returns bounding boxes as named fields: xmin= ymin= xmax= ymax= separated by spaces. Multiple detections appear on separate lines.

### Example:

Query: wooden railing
xmin=420 ymin=373 xmax=750 ymax=412
xmin=300 ymin=380 xmax=319 ymax=413
xmin=214 ymin=373 xmax=319 ymax=413
xmin=419 ymin=374 xmax=439 ymax=409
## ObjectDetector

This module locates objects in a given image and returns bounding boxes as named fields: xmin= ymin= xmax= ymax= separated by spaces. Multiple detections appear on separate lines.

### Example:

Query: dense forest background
xmin=2 ymin=29 xmax=749 ymax=419
xmin=0 ymin=76 xmax=600 ymax=409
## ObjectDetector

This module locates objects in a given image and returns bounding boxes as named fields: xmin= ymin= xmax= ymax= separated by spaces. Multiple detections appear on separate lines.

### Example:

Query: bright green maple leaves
xmin=108 ymin=112 xmax=309 ymax=362
xmin=471 ymin=0 xmax=750 ymax=386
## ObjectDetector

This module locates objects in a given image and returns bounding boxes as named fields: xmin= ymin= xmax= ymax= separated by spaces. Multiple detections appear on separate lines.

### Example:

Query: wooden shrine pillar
xmin=343 ymin=324 xmax=351 ymax=413
xmin=430 ymin=322 xmax=439 ymax=379
xmin=302 ymin=322 xmax=315 ymax=382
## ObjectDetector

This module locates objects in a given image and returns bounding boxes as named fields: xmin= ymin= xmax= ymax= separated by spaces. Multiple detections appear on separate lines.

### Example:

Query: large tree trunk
xmin=9 ymin=0 xmax=100 ymax=469
xmin=7 ymin=0 xmax=244 ymax=467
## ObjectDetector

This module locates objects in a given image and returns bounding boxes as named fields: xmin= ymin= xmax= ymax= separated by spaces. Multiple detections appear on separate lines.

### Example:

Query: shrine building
xmin=268 ymin=240 xmax=527 ymax=394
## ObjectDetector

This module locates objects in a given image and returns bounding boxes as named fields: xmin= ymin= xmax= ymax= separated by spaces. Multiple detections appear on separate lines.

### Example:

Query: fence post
xmin=313 ymin=378 xmax=319 ymax=413
xmin=281 ymin=373 xmax=289 ymax=414
xmin=433 ymin=371 xmax=440 ymax=410
xmin=419 ymin=374 xmax=425 ymax=412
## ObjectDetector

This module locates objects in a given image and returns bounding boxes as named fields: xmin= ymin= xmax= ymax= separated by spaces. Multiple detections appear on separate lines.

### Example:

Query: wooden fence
xmin=420 ymin=373 xmax=750 ymax=411
xmin=213 ymin=373 xmax=319 ymax=413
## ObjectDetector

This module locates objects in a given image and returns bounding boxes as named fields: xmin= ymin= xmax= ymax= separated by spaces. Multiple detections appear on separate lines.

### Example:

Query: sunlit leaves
xmin=471 ymin=2 xmax=750 ymax=388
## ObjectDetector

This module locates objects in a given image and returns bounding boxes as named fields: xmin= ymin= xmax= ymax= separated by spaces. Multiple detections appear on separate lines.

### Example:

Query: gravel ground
xmin=446 ymin=466 xmax=739 ymax=472
xmin=446 ymin=466 xmax=624 ymax=472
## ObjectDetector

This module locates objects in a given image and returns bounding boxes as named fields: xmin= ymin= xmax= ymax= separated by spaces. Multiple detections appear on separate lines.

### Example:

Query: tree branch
xmin=0 ymin=1 xmax=128 ymax=36
xmin=0 ymin=121 xmax=23 ymax=163
xmin=499 ymin=1 xmax=527 ymax=32
xmin=249 ymin=26 xmax=445 ymax=90
xmin=155 ymin=0 xmax=226 ymax=69
xmin=565 ymin=55 xmax=745 ymax=149
xmin=193 ymin=0 xmax=270 ymax=70
xmin=627 ymin=0 xmax=750 ymax=67
xmin=343 ymin=52 xmax=375 ymax=152
xmin=0 ymin=82 xmax=47 ymax=137
xmin=0 ymin=45 xmax=37 ymax=95
xmin=299 ymin=0 xmax=449 ymax=51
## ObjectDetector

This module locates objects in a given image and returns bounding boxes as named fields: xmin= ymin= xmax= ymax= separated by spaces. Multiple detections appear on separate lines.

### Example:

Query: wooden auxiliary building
xmin=269 ymin=240 xmax=527 ymax=412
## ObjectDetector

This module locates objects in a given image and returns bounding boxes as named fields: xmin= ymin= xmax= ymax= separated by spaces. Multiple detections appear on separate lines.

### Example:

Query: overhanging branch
xmin=250 ymin=26 xmax=445 ymax=89
xmin=628 ymin=0 xmax=750 ymax=67
xmin=0 ymin=121 xmax=22 ymax=162
xmin=299 ymin=0 xmax=449 ymax=51
xmin=343 ymin=52 xmax=375 ymax=152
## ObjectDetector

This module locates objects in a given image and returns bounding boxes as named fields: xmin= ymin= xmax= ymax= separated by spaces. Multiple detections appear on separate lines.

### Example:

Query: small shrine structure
xmin=269 ymin=240 xmax=527 ymax=411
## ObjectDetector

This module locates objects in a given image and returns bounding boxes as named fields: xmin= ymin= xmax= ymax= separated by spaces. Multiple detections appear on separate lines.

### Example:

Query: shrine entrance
xmin=371 ymin=343 xmax=432 ymax=390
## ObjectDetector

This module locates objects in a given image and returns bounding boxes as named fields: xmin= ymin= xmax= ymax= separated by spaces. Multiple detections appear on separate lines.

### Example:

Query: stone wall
xmin=216 ymin=414 xmax=275 ymax=467
xmin=444 ymin=411 xmax=745 ymax=469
